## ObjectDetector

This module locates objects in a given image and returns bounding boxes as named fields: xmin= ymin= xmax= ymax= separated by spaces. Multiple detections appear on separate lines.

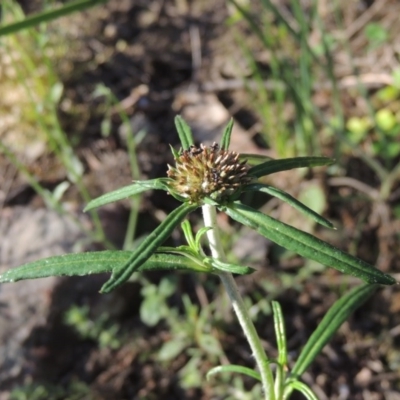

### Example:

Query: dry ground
xmin=1 ymin=1 xmax=400 ymax=399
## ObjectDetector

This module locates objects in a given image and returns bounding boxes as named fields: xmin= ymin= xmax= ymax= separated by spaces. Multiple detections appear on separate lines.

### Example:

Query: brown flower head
xmin=167 ymin=142 xmax=251 ymax=204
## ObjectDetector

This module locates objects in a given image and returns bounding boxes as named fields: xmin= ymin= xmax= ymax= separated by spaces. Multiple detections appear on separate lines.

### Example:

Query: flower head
xmin=167 ymin=142 xmax=251 ymax=204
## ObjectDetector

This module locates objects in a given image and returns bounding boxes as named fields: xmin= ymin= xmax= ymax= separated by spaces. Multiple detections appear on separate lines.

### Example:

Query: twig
xmin=327 ymin=177 xmax=380 ymax=201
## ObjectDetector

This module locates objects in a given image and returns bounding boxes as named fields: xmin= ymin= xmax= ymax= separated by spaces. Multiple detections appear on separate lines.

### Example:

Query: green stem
xmin=201 ymin=203 xmax=275 ymax=400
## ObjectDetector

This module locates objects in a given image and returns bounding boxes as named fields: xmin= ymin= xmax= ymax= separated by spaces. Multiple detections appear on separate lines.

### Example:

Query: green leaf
xmin=181 ymin=220 xmax=197 ymax=250
xmin=290 ymin=284 xmax=378 ymax=378
xmin=155 ymin=247 xmax=211 ymax=272
xmin=169 ymin=144 xmax=180 ymax=159
xmin=208 ymin=258 xmax=255 ymax=275
xmin=285 ymin=381 xmax=319 ymax=400
xmin=199 ymin=334 xmax=223 ymax=356
xmin=159 ymin=338 xmax=188 ymax=361
xmin=194 ymin=226 xmax=212 ymax=252
xmin=101 ymin=202 xmax=198 ymax=293
xmin=223 ymin=202 xmax=396 ymax=285
xmin=207 ymin=365 xmax=261 ymax=382
xmin=0 ymin=251 xmax=207 ymax=283
xmin=272 ymin=301 xmax=288 ymax=400
xmin=84 ymin=179 xmax=169 ymax=212
xmin=220 ymin=118 xmax=234 ymax=150
xmin=153 ymin=250 xmax=254 ymax=275
xmin=239 ymin=153 xmax=274 ymax=166
xmin=244 ymin=183 xmax=335 ymax=229
xmin=140 ymin=285 xmax=166 ymax=326
xmin=248 ymin=157 xmax=334 ymax=178
xmin=272 ymin=301 xmax=287 ymax=367
xmin=174 ymin=115 xmax=194 ymax=150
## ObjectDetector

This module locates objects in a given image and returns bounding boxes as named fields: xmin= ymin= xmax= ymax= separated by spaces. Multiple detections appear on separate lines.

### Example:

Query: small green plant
xmin=364 ymin=22 xmax=389 ymax=51
xmin=64 ymin=304 xmax=121 ymax=349
xmin=158 ymin=293 xmax=224 ymax=390
xmin=346 ymin=79 xmax=400 ymax=162
xmin=341 ymin=74 xmax=400 ymax=206
xmin=10 ymin=381 xmax=91 ymax=400
xmin=1 ymin=117 xmax=395 ymax=399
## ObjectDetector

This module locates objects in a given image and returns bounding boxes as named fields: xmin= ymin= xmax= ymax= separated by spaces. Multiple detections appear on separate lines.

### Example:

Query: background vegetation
xmin=0 ymin=0 xmax=399 ymax=399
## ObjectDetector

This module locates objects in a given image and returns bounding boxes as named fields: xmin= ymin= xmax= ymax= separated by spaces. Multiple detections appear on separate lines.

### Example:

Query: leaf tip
xmin=99 ymin=283 xmax=112 ymax=294
xmin=326 ymin=221 xmax=336 ymax=230
xmin=376 ymin=274 xmax=397 ymax=286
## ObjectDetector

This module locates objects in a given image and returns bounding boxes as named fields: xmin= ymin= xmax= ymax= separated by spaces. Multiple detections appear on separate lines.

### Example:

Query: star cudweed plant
xmin=1 ymin=116 xmax=395 ymax=399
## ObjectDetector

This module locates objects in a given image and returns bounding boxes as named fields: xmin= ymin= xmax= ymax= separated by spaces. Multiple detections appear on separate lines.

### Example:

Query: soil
xmin=1 ymin=1 xmax=400 ymax=399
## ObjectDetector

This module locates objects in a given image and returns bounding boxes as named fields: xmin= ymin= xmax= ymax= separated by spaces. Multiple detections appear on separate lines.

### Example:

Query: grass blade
xmin=101 ymin=202 xmax=198 ymax=293
xmin=0 ymin=0 xmax=108 ymax=37
xmin=223 ymin=202 xmax=395 ymax=285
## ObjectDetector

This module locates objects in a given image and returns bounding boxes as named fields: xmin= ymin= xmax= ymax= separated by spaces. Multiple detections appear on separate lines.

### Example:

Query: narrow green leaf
xmin=203 ymin=197 xmax=220 ymax=207
xmin=0 ymin=251 xmax=205 ymax=283
xmin=290 ymin=284 xmax=378 ymax=378
xmin=83 ymin=179 xmax=169 ymax=212
xmin=272 ymin=301 xmax=287 ymax=367
xmin=239 ymin=153 xmax=273 ymax=166
xmin=223 ymin=202 xmax=396 ymax=285
xmin=174 ymin=115 xmax=194 ymax=150
xmin=101 ymin=202 xmax=198 ymax=293
xmin=152 ymin=250 xmax=254 ymax=275
xmin=195 ymin=226 xmax=212 ymax=252
xmin=0 ymin=0 xmax=108 ymax=37
xmin=220 ymin=118 xmax=234 ymax=150
xmin=272 ymin=300 xmax=288 ymax=400
xmin=142 ymin=253 xmax=206 ymax=272
xmin=244 ymin=183 xmax=335 ymax=229
xmin=228 ymin=0 xmax=268 ymax=48
xmin=154 ymin=247 xmax=211 ymax=272
xmin=181 ymin=220 xmax=196 ymax=249
xmin=209 ymin=258 xmax=255 ymax=275
xmin=207 ymin=365 xmax=261 ymax=382
xmin=285 ymin=381 xmax=319 ymax=400
xmin=169 ymin=144 xmax=180 ymax=159
xmin=248 ymin=157 xmax=334 ymax=178
xmin=159 ymin=338 xmax=189 ymax=361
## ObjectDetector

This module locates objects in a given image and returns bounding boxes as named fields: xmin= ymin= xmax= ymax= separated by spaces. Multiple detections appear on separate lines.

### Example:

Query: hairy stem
xmin=202 ymin=203 xmax=276 ymax=400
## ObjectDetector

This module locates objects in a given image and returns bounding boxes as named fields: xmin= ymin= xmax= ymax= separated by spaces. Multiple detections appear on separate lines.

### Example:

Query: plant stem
xmin=202 ymin=203 xmax=276 ymax=400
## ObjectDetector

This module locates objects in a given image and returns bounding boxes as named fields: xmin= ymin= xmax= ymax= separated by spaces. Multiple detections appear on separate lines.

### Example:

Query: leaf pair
xmin=1 ymin=181 xmax=394 ymax=291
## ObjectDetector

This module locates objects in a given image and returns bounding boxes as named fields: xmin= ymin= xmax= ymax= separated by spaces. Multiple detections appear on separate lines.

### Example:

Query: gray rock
xmin=0 ymin=206 xmax=87 ymax=393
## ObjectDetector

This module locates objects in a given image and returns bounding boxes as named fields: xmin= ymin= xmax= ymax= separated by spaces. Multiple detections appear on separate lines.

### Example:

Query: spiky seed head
xmin=167 ymin=142 xmax=251 ymax=204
